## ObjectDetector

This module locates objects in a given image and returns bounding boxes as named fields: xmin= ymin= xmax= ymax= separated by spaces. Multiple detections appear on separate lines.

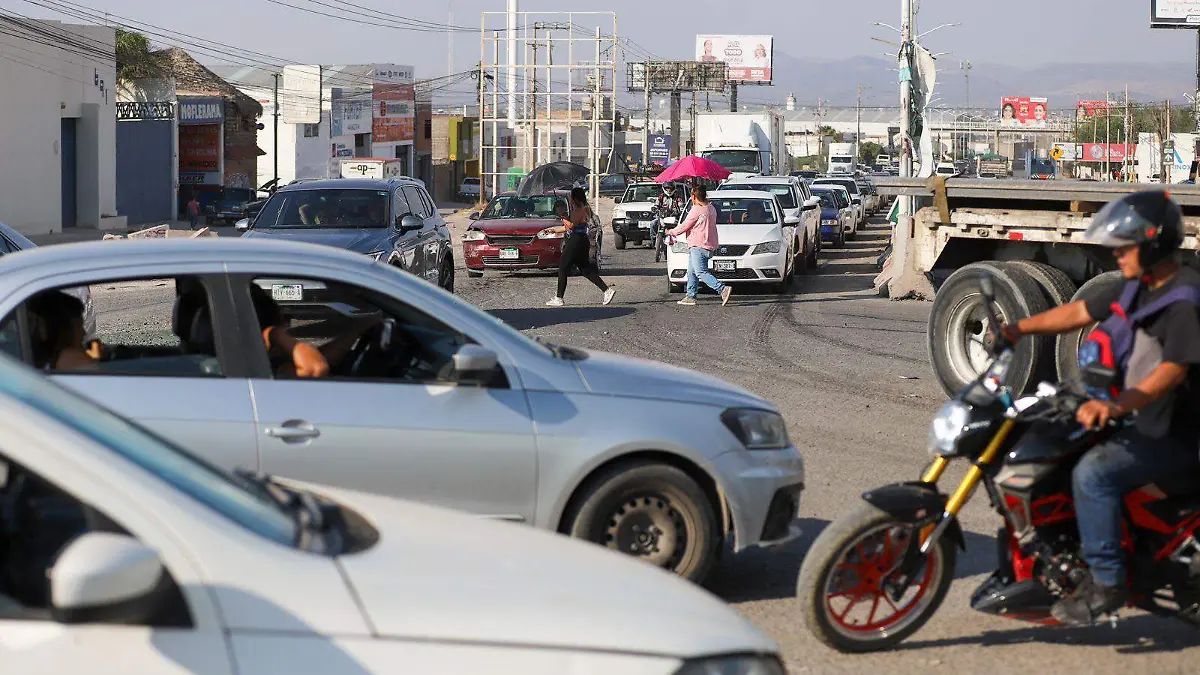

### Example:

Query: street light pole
xmin=856 ymin=84 xmax=863 ymax=167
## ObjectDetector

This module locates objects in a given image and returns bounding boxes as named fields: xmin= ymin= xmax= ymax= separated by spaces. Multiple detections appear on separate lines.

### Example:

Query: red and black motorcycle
xmin=796 ymin=274 xmax=1200 ymax=652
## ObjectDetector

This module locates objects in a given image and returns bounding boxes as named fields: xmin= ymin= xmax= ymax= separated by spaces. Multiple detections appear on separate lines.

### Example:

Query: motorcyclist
xmin=998 ymin=190 xmax=1200 ymax=625
xmin=650 ymin=182 xmax=682 ymax=243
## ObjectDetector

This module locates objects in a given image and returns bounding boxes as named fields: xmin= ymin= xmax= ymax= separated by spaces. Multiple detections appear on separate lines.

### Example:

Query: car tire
xmin=795 ymin=239 xmax=808 ymax=275
xmin=439 ymin=256 xmax=455 ymax=293
xmin=1055 ymin=271 xmax=1123 ymax=387
xmin=467 ymin=268 xmax=484 ymax=278
xmin=563 ymin=460 xmax=720 ymax=583
xmin=613 ymin=231 xmax=626 ymax=250
xmin=928 ymin=262 xmax=1050 ymax=398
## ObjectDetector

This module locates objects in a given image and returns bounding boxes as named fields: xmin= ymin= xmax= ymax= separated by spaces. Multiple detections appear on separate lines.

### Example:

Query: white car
xmin=721 ymin=175 xmax=821 ymax=271
xmin=812 ymin=184 xmax=859 ymax=241
xmin=611 ymin=181 xmax=663 ymax=248
xmin=0 ymin=353 xmax=784 ymax=675
xmin=459 ymin=176 xmax=481 ymax=201
xmin=666 ymin=190 xmax=797 ymax=294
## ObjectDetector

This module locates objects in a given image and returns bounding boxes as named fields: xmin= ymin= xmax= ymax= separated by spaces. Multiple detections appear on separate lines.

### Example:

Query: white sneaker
xmin=602 ymin=286 xmax=616 ymax=305
xmin=546 ymin=297 xmax=564 ymax=307
xmin=720 ymin=286 xmax=733 ymax=306
xmin=677 ymin=296 xmax=696 ymax=306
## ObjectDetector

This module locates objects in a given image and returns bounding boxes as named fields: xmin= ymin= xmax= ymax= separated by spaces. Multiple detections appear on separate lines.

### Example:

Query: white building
xmin=0 ymin=21 xmax=124 ymax=235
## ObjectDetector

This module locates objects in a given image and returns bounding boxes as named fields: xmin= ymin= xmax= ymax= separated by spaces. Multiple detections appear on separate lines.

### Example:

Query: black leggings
xmin=557 ymin=233 xmax=607 ymax=298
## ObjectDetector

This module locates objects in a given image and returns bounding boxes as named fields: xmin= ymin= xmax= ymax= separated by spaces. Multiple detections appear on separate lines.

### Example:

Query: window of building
xmin=424 ymin=119 xmax=432 ymax=140
xmin=303 ymin=123 xmax=320 ymax=138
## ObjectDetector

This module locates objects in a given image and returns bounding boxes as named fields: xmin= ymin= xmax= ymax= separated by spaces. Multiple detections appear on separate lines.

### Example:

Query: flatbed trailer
xmin=874 ymin=177 xmax=1200 ymax=397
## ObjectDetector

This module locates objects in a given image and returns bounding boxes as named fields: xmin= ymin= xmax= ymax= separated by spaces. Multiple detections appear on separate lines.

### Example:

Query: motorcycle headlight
xmin=927 ymin=400 xmax=971 ymax=456
xmin=462 ymin=230 xmax=486 ymax=242
xmin=750 ymin=241 xmax=781 ymax=255
xmin=673 ymin=655 xmax=786 ymax=675
xmin=367 ymin=250 xmax=385 ymax=261
xmin=721 ymin=408 xmax=790 ymax=450
xmin=537 ymin=227 xmax=564 ymax=239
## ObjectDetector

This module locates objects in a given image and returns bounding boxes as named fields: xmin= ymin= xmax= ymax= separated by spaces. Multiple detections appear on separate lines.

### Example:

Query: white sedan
xmin=0 ymin=353 xmax=783 ymax=675
xmin=666 ymin=190 xmax=798 ymax=294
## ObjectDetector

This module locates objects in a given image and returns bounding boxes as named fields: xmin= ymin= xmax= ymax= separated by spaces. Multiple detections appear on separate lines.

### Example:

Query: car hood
xmin=713 ymin=223 xmax=782 ymax=247
xmin=571 ymin=349 xmax=767 ymax=409
xmin=243 ymin=228 xmax=390 ymax=254
xmin=613 ymin=202 xmax=654 ymax=217
xmin=472 ymin=219 xmax=559 ymax=236
xmin=319 ymin=486 xmax=776 ymax=658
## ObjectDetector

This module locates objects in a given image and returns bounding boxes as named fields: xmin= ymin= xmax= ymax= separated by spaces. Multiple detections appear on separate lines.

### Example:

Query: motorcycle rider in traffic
xmin=998 ymin=190 xmax=1200 ymax=624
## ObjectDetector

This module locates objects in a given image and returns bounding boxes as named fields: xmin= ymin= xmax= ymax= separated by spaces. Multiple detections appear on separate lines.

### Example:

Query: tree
xmin=858 ymin=141 xmax=884 ymax=165
xmin=116 ymin=28 xmax=159 ymax=81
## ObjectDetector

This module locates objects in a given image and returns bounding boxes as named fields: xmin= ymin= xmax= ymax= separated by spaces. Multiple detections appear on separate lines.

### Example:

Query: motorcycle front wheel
xmin=796 ymin=501 xmax=956 ymax=653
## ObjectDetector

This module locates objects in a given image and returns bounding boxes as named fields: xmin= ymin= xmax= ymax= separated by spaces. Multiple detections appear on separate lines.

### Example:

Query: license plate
xmin=271 ymin=284 xmax=302 ymax=302
xmin=499 ymin=248 xmax=520 ymax=260
xmin=638 ymin=220 xmax=655 ymax=229
xmin=714 ymin=260 xmax=736 ymax=272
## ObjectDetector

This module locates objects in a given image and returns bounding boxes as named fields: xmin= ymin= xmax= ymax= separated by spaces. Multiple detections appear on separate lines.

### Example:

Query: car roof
xmin=709 ymin=189 xmax=780 ymax=200
xmin=277 ymin=177 xmax=423 ymax=192
xmin=493 ymin=190 xmax=569 ymax=198
xmin=724 ymin=176 xmax=794 ymax=185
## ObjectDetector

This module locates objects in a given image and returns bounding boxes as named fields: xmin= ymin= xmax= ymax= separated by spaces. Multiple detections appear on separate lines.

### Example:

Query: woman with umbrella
xmin=543 ymin=187 xmax=616 ymax=307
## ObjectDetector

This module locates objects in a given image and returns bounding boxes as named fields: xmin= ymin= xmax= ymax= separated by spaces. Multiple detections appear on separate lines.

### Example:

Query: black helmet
xmin=1084 ymin=190 xmax=1183 ymax=269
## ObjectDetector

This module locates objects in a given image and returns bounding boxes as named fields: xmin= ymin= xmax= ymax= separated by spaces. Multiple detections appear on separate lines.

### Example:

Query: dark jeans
xmin=557 ymin=233 xmax=607 ymax=298
xmin=1072 ymin=427 xmax=1199 ymax=586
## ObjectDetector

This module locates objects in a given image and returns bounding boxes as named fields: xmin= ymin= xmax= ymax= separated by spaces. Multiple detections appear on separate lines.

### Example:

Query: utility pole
xmin=272 ymin=72 xmax=280 ymax=188
xmin=856 ymin=84 xmax=863 ymax=166
xmin=960 ymin=60 xmax=971 ymax=109
xmin=900 ymin=0 xmax=913 ymax=183
xmin=447 ymin=0 xmax=454 ymax=78
xmin=1105 ymin=91 xmax=1111 ymax=181
xmin=642 ymin=63 xmax=651 ymax=171
xmin=729 ymin=82 xmax=738 ymax=112
xmin=1195 ymin=30 xmax=1200 ymax=157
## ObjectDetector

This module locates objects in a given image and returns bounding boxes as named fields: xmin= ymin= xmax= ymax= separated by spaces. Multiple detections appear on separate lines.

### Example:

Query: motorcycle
xmin=796 ymin=273 xmax=1200 ymax=653
xmin=654 ymin=210 xmax=677 ymax=264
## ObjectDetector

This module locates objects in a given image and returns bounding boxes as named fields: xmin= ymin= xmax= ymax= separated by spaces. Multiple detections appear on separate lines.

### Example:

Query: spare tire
xmin=1055 ymin=271 xmax=1124 ymax=388
xmin=928 ymin=262 xmax=1051 ymax=398
xmin=1004 ymin=261 xmax=1078 ymax=383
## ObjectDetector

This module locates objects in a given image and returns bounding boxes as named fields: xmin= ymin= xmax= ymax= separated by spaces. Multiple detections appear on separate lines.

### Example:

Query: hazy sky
xmin=12 ymin=0 xmax=1197 ymax=97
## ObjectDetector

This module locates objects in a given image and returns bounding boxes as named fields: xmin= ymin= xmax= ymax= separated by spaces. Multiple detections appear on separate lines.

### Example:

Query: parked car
xmin=935 ymin=162 xmax=959 ymax=178
xmin=811 ymin=177 xmax=865 ymax=231
xmin=463 ymin=191 xmax=602 ymax=278
xmin=205 ymin=187 xmax=257 ymax=225
xmin=459 ymin=176 xmax=481 ymax=201
xmin=238 ymin=177 xmax=455 ymax=292
xmin=0 ymin=350 xmax=784 ymax=674
xmin=599 ymin=173 xmax=630 ymax=197
xmin=809 ymin=186 xmax=852 ymax=248
xmin=0 ymin=238 xmax=804 ymax=582
xmin=0 ymin=220 xmax=94 ymax=342
xmin=665 ymin=190 xmax=800 ymax=294
xmin=611 ymin=181 xmax=662 ymax=248
xmin=721 ymin=175 xmax=821 ymax=270
xmin=812 ymin=184 xmax=859 ymax=241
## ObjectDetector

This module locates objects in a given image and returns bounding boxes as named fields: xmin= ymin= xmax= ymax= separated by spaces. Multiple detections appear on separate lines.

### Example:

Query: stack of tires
xmin=928 ymin=262 xmax=1123 ymax=398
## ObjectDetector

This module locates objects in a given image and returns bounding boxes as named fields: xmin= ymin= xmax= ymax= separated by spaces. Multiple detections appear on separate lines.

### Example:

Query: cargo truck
xmin=695 ymin=112 xmax=788 ymax=179
xmin=828 ymin=143 xmax=856 ymax=175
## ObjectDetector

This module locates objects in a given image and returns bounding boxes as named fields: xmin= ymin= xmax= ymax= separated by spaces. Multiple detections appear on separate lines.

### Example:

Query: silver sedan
xmin=0 ymin=238 xmax=804 ymax=582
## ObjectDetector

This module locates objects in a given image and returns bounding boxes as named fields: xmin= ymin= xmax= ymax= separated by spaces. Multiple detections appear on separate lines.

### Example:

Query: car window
xmin=480 ymin=195 xmax=567 ymax=220
xmin=393 ymin=188 xmax=412 ymax=219
xmin=813 ymin=192 xmax=838 ymax=209
xmin=601 ymin=175 xmax=623 ymax=187
xmin=19 ymin=278 xmax=223 ymax=378
xmin=730 ymin=184 xmax=796 ymax=209
xmin=255 ymin=189 xmax=390 ymax=229
xmin=710 ymin=198 xmax=777 ymax=225
xmin=403 ymin=187 xmax=431 ymax=218
xmin=621 ymin=185 xmax=659 ymax=203
xmin=248 ymin=278 xmax=485 ymax=386
xmin=0 ymin=235 xmax=16 ymax=254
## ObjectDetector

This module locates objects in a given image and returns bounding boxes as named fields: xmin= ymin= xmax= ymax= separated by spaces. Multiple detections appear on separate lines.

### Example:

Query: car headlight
xmin=462 ymin=230 xmax=486 ymax=242
xmin=537 ymin=228 xmax=565 ymax=239
xmin=367 ymin=250 xmax=385 ymax=261
xmin=671 ymin=241 xmax=689 ymax=253
xmin=927 ymin=400 xmax=971 ymax=456
xmin=750 ymin=241 xmax=781 ymax=255
xmin=721 ymin=408 xmax=790 ymax=450
xmin=673 ymin=655 xmax=786 ymax=675
xmin=612 ymin=217 xmax=627 ymax=224
xmin=822 ymin=219 xmax=838 ymax=226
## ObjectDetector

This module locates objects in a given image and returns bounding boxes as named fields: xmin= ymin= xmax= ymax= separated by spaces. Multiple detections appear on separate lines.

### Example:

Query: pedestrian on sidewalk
xmin=545 ymin=187 xmax=616 ymax=307
xmin=186 ymin=195 xmax=201 ymax=230
xmin=667 ymin=184 xmax=732 ymax=307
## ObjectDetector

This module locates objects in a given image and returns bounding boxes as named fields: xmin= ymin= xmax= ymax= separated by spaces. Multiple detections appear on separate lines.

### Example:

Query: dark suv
xmin=240 ymin=177 xmax=456 ymax=292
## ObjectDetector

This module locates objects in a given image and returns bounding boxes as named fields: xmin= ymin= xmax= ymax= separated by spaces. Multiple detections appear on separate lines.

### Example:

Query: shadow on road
xmin=489 ymin=305 xmax=634 ymax=330
xmin=898 ymin=613 xmax=1200 ymax=654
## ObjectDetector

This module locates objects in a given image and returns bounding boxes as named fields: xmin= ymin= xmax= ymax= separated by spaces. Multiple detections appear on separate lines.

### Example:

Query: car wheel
xmin=467 ymin=268 xmax=484 ymax=278
xmin=563 ymin=460 xmax=720 ymax=583
xmin=439 ymin=257 xmax=455 ymax=293
xmin=613 ymin=231 xmax=626 ymax=250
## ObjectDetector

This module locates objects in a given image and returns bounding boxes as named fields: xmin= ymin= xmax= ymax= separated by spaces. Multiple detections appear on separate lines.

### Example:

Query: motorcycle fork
xmin=919 ymin=419 xmax=1017 ymax=554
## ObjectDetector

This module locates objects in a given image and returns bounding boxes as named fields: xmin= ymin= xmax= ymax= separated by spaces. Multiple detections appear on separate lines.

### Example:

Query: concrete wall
xmin=0 ymin=23 xmax=118 ymax=235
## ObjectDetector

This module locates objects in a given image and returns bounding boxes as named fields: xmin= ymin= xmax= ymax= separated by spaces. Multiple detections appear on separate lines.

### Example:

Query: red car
xmin=463 ymin=191 xmax=602 ymax=277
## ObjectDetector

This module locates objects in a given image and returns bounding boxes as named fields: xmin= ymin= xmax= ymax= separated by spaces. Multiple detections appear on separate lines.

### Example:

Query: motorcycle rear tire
xmin=797 ymin=501 xmax=956 ymax=653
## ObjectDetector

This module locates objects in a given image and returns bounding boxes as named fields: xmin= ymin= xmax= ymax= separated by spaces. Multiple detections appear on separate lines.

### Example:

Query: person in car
xmin=245 ymin=283 xmax=383 ymax=378
xmin=26 ymin=291 xmax=102 ymax=371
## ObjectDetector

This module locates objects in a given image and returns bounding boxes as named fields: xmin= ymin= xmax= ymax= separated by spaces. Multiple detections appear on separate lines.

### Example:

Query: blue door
xmin=116 ymin=119 xmax=174 ymax=225
xmin=60 ymin=118 xmax=77 ymax=228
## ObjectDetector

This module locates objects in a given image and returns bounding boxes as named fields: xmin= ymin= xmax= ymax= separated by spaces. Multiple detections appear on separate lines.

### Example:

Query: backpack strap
xmin=1129 ymin=284 xmax=1200 ymax=324
xmin=1109 ymin=280 xmax=1141 ymax=319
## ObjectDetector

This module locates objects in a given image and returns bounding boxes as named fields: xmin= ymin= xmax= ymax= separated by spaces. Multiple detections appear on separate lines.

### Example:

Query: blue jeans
xmin=687 ymin=246 xmax=727 ymax=298
xmin=1072 ymin=428 xmax=1199 ymax=586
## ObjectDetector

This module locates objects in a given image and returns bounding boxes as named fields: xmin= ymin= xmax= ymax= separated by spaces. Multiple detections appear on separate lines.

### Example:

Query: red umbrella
xmin=653 ymin=155 xmax=730 ymax=183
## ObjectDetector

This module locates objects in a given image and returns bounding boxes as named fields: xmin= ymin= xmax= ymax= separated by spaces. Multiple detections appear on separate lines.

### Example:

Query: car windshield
xmin=701 ymin=150 xmax=760 ymax=173
xmin=621 ymin=185 xmax=659 ymax=203
xmin=480 ymin=195 xmax=568 ymax=220
xmin=254 ymin=189 xmax=390 ymax=229
xmin=812 ymin=191 xmax=839 ymax=209
xmin=711 ymin=198 xmax=777 ymax=225
xmin=464 ymin=178 xmax=479 ymax=185
xmin=815 ymin=179 xmax=859 ymax=195
xmin=0 ymin=354 xmax=297 ymax=545
xmin=732 ymin=184 xmax=796 ymax=209
xmin=813 ymin=188 xmax=848 ymax=209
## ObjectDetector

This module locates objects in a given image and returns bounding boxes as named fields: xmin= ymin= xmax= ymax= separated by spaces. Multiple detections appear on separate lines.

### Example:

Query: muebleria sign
xmin=178 ymin=97 xmax=224 ymax=125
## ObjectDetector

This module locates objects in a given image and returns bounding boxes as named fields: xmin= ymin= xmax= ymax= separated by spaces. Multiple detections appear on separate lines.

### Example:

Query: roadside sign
xmin=1050 ymin=146 xmax=1064 ymax=161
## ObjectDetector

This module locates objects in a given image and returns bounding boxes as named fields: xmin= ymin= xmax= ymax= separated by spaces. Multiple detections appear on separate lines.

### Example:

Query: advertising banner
xmin=281 ymin=65 xmax=322 ymax=124
xmin=331 ymin=89 xmax=371 ymax=137
xmin=1075 ymin=100 xmax=1111 ymax=120
xmin=648 ymin=133 xmax=671 ymax=166
xmin=178 ymin=96 xmax=224 ymax=125
xmin=1000 ymin=96 xmax=1049 ymax=127
xmin=1152 ymin=0 xmax=1200 ymax=28
xmin=372 ymin=63 xmax=416 ymax=144
xmin=695 ymin=35 xmax=773 ymax=83
xmin=1079 ymin=143 xmax=1135 ymax=163
xmin=178 ymin=123 xmax=221 ymax=185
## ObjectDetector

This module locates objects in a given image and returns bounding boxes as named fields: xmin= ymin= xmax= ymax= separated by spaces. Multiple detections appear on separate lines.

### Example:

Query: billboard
xmin=281 ymin=65 xmax=322 ymax=124
xmin=372 ymin=63 xmax=416 ymax=144
xmin=179 ymin=124 xmax=221 ymax=185
xmin=695 ymin=35 xmax=773 ymax=84
xmin=1079 ymin=143 xmax=1135 ymax=163
xmin=1075 ymin=100 xmax=1111 ymax=120
xmin=178 ymin=96 xmax=224 ymax=125
xmin=647 ymin=134 xmax=671 ymax=166
xmin=331 ymin=88 xmax=371 ymax=137
xmin=1000 ymin=96 xmax=1049 ymax=127
xmin=1151 ymin=0 xmax=1200 ymax=27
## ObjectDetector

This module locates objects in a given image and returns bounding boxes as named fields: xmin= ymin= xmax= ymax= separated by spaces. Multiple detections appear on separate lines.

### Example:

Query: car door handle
xmin=265 ymin=420 xmax=321 ymax=443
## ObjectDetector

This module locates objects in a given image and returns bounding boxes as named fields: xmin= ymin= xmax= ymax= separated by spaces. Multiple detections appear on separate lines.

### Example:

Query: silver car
xmin=0 ymin=238 xmax=805 ymax=582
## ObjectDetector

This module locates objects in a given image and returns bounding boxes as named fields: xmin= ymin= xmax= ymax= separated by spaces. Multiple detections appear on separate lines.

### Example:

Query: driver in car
xmin=248 ymin=283 xmax=380 ymax=378
xmin=26 ymin=291 xmax=102 ymax=371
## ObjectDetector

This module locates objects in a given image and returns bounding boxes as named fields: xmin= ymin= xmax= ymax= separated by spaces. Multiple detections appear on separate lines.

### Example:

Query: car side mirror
xmin=451 ymin=344 xmax=500 ymax=386
xmin=50 ymin=533 xmax=166 ymax=625
xmin=234 ymin=218 xmax=250 ymax=232
xmin=396 ymin=215 xmax=424 ymax=233
xmin=468 ymin=212 xmax=480 ymax=221
xmin=614 ymin=196 xmax=623 ymax=203
xmin=783 ymin=216 xmax=800 ymax=225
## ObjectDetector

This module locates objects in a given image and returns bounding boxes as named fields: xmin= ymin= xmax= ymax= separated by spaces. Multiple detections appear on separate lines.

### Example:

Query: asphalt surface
xmin=87 ymin=201 xmax=1200 ymax=673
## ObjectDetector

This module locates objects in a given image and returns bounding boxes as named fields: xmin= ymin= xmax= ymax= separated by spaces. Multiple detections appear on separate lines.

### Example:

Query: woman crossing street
xmin=545 ymin=187 xmax=616 ymax=307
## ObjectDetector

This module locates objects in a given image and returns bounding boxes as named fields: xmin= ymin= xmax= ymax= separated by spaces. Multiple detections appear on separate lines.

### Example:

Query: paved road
xmin=88 ymin=205 xmax=1200 ymax=673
